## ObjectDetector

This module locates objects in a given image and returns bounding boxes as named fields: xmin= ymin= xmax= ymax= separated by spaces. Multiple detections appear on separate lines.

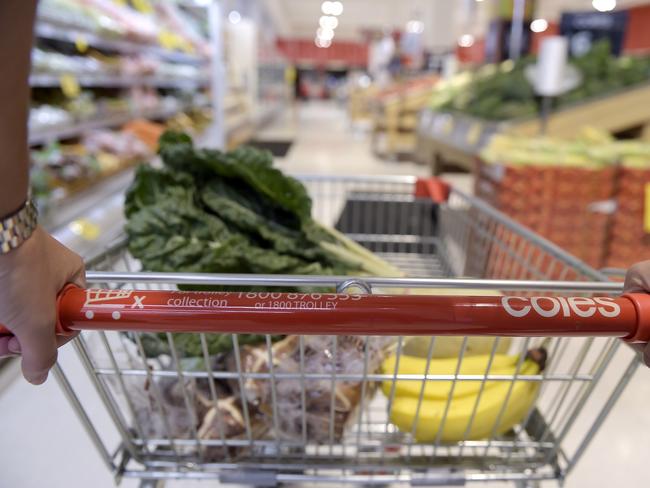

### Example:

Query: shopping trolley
xmin=13 ymin=175 xmax=647 ymax=487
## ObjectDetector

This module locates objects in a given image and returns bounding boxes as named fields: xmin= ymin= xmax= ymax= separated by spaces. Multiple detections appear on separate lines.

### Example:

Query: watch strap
xmin=1 ymin=200 xmax=38 ymax=254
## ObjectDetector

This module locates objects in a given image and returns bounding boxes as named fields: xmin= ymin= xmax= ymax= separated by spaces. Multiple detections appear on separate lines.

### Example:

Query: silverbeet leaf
xmin=125 ymin=131 xmax=400 ymax=357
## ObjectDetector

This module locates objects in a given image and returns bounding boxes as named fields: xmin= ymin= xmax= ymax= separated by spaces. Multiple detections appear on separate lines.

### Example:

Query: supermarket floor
xmin=1 ymin=101 xmax=649 ymax=488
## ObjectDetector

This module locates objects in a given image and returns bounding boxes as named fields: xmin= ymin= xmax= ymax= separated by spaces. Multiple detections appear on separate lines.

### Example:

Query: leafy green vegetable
xmin=125 ymin=131 xmax=402 ymax=357
xmin=433 ymin=41 xmax=650 ymax=121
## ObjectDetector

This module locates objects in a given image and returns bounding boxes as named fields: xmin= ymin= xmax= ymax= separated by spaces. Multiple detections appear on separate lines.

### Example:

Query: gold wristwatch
xmin=0 ymin=200 xmax=38 ymax=254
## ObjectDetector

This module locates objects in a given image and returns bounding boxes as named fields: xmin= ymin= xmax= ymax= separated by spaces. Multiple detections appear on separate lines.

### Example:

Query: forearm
xmin=0 ymin=0 xmax=38 ymax=216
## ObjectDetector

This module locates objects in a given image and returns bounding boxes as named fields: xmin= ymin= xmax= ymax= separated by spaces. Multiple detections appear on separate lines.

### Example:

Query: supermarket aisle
xmin=270 ymin=101 xmax=472 ymax=192
xmin=272 ymin=101 xmax=428 ymax=175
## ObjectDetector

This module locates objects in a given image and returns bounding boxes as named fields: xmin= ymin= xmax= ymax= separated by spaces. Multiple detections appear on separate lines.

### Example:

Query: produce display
xmin=38 ymin=0 xmax=209 ymax=55
xmin=370 ymin=74 xmax=440 ymax=157
xmin=32 ymin=129 xmax=153 ymax=213
xmin=607 ymin=163 xmax=650 ymax=269
xmin=481 ymin=128 xmax=650 ymax=167
xmin=479 ymin=130 xmax=650 ymax=269
xmin=29 ymin=0 xmax=214 ymax=225
xmin=30 ymin=91 xmax=189 ymax=136
xmin=32 ymin=49 xmax=207 ymax=81
xmin=122 ymin=119 xmax=166 ymax=151
xmin=432 ymin=41 xmax=650 ymax=121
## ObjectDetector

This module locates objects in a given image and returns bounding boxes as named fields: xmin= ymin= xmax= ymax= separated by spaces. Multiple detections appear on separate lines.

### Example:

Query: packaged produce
xmin=235 ymin=335 xmax=393 ymax=442
xmin=122 ymin=119 xmax=166 ymax=151
xmin=31 ymin=130 xmax=153 ymax=214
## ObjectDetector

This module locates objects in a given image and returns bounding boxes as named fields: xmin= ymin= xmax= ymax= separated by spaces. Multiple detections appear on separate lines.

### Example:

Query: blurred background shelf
xmin=29 ymin=103 xmax=198 ymax=145
xmin=29 ymin=73 xmax=210 ymax=89
xmin=35 ymin=21 xmax=205 ymax=64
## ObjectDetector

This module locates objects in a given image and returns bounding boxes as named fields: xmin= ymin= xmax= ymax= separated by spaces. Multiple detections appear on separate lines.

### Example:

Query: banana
xmin=381 ymin=353 xmax=520 ymax=400
xmin=382 ymin=352 xmax=520 ymax=375
xmin=389 ymin=288 xmax=511 ymax=359
xmin=403 ymin=336 xmax=512 ymax=359
xmin=389 ymin=359 xmax=540 ymax=442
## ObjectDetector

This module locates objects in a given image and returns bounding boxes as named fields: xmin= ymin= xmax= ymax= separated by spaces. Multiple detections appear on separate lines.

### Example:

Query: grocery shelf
xmin=35 ymin=20 xmax=205 ymax=65
xmin=29 ymin=73 xmax=210 ymax=90
xmin=415 ymin=109 xmax=501 ymax=173
xmin=29 ymin=103 xmax=204 ymax=145
xmin=416 ymin=82 xmax=650 ymax=173
xmin=46 ymin=169 xmax=132 ymax=258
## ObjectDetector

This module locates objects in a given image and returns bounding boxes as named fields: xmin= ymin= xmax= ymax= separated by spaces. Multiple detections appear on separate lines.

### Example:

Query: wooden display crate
xmin=370 ymin=78 xmax=439 ymax=159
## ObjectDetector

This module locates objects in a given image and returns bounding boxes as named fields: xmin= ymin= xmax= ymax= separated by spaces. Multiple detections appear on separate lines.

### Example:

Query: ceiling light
xmin=228 ymin=10 xmax=241 ymax=24
xmin=321 ymin=1 xmax=333 ymax=14
xmin=317 ymin=27 xmax=335 ymax=41
xmin=530 ymin=18 xmax=548 ymax=33
xmin=592 ymin=0 xmax=616 ymax=11
xmin=319 ymin=15 xmax=338 ymax=30
xmin=406 ymin=20 xmax=424 ymax=34
xmin=330 ymin=1 xmax=343 ymax=16
xmin=315 ymin=37 xmax=332 ymax=48
xmin=458 ymin=34 xmax=475 ymax=48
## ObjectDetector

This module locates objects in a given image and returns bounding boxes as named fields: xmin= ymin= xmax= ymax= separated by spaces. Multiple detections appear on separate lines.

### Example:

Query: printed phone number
xmin=236 ymin=292 xmax=362 ymax=301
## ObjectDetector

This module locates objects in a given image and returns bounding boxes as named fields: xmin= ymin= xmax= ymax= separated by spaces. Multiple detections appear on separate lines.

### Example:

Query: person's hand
xmin=0 ymin=226 xmax=85 ymax=384
xmin=624 ymin=260 xmax=650 ymax=366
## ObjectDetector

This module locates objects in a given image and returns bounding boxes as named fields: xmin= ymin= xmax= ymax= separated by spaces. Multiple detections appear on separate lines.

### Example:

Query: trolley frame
xmin=50 ymin=175 xmax=639 ymax=487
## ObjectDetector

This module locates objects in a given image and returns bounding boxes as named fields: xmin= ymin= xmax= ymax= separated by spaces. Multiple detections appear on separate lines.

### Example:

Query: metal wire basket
xmin=51 ymin=175 xmax=640 ymax=487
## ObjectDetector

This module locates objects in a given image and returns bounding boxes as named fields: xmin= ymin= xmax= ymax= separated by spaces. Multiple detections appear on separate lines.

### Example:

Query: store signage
xmin=560 ymin=11 xmax=629 ymax=56
xmin=501 ymin=296 xmax=621 ymax=318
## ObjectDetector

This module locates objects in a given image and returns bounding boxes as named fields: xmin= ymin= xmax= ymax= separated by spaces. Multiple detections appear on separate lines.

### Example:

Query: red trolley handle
xmin=1 ymin=286 xmax=649 ymax=343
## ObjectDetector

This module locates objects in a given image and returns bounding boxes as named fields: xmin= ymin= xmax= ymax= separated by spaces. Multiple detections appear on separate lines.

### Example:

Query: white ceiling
xmin=262 ymin=0 xmax=650 ymax=48
xmin=264 ymin=0 xmax=459 ymax=47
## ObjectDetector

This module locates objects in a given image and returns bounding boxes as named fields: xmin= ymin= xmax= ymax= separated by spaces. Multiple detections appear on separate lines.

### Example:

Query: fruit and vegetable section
xmin=477 ymin=130 xmax=650 ymax=270
xmin=406 ymin=41 xmax=650 ymax=271
xmin=416 ymin=42 xmax=650 ymax=174
xmin=30 ymin=0 xmax=214 ymax=226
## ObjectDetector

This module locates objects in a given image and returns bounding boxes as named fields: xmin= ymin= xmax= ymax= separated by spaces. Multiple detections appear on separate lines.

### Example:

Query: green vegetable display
xmin=125 ymin=131 xmax=402 ymax=356
xmin=433 ymin=41 xmax=650 ymax=121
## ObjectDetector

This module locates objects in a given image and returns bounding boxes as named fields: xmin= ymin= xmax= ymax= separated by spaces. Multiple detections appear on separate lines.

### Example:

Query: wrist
xmin=0 ymin=165 xmax=28 ymax=218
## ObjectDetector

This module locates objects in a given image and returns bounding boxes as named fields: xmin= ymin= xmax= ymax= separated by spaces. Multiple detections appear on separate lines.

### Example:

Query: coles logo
xmin=501 ymin=296 xmax=620 ymax=318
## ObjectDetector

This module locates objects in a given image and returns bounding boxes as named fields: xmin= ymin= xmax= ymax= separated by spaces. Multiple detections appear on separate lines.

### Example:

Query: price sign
xmin=643 ymin=183 xmax=650 ymax=234
xmin=133 ymin=0 xmax=154 ymax=14
xmin=75 ymin=34 xmax=89 ymax=54
xmin=158 ymin=30 xmax=178 ymax=50
xmin=68 ymin=219 xmax=100 ymax=241
xmin=59 ymin=73 xmax=81 ymax=98
xmin=466 ymin=122 xmax=482 ymax=146
xmin=437 ymin=116 xmax=454 ymax=136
